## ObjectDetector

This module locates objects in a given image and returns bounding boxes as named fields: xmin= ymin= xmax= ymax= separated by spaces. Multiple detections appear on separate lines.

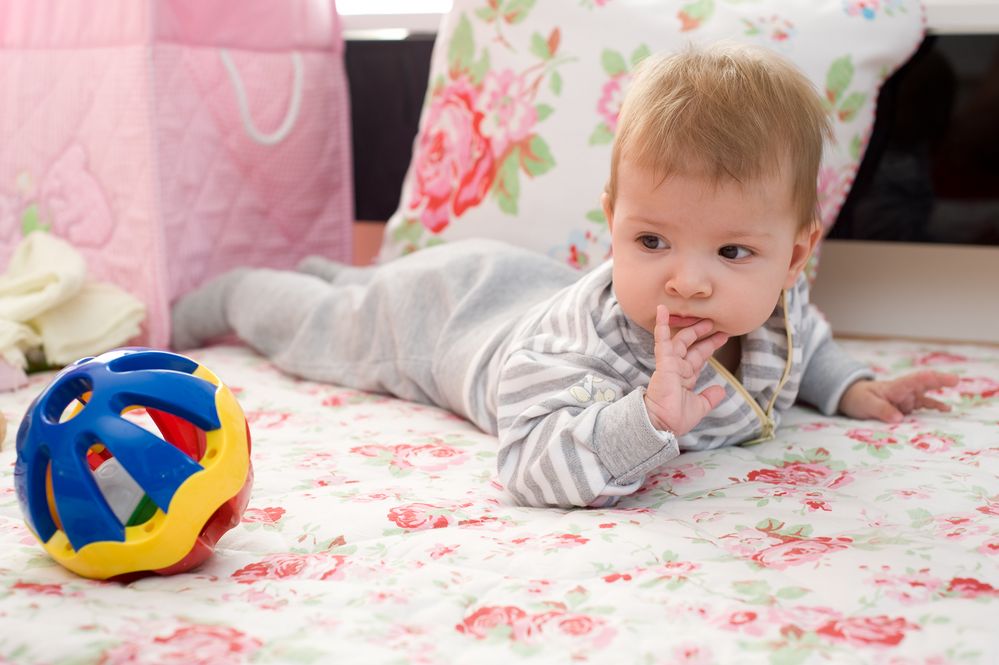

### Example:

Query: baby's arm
xmin=496 ymin=352 xmax=673 ymax=508
xmin=495 ymin=308 xmax=728 ymax=508
xmin=837 ymin=371 xmax=958 ymax=423
xmin=796 ymin=300 xmax=958 ymax=422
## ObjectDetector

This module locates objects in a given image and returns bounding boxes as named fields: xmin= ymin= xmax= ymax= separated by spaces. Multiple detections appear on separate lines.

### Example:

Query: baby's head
xmin=602 ymin=44 xmax=831 ymax=337
xmin=606 ymin=43 xmax=830 ymax=230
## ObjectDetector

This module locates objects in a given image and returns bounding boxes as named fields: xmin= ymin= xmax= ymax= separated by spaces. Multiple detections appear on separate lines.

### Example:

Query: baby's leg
xmin=296 ymin=256 xmax=375 ymax=286
xmin=172 ymin=268 xmax=338 ymax=359
xmin=170 ymin=265 xmax=440 ymax=402
xmin=171 ymin=269 xmax=250 ymax=351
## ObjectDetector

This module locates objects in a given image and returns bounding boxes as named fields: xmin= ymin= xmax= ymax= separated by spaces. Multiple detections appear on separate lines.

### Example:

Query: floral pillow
xmin=379 ymin=0 xmax=925 ymax=274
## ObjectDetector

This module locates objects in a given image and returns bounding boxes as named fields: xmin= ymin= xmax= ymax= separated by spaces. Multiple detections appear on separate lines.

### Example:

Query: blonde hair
xmin=607 ymin=43 xmax=831 ymax=229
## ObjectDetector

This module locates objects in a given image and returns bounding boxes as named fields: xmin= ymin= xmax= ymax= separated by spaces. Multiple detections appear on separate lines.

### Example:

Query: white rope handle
xmin=220 ymin=49 xmax=304 ymax=146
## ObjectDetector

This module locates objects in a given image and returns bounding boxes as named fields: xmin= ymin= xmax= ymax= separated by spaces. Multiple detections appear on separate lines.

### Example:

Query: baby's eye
xmin=719 ymin=245 xmax=752 ymax=260
xmin=639 ymin=235 xmax=666 ymax=250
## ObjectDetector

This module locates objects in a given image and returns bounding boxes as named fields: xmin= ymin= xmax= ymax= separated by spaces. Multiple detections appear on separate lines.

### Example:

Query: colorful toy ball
xmin=13 ymin=348 xmax=252 ymax=580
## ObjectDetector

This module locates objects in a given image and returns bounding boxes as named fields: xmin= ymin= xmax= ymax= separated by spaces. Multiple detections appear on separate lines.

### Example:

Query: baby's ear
xmin=601 ymin=192 xmax=614 ymax=232
xmin=784 ymin=221 xmax=822 ymax=288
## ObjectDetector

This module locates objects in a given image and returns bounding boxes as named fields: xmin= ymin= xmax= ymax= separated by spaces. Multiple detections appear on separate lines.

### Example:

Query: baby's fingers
xmin=917 ymin=395 xmax=951 ymax=413
xmin=653 ymin=305 xmax=673 ymax=366
xmin=671 ymin=319 xmax=716 ymax=354
xmin=694 ymin=385 xmax=727 ymax=419
xmin=895 ymin=370 xmax=959 ymax=395
xmin=686 ymin=332 xmax=730 ymax=374
xmin=872 ymin=396 xmax=904 ymax=424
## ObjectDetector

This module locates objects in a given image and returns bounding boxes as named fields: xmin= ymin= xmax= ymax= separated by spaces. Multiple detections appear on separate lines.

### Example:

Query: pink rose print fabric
xmin=409 ymin=76 xmax=497 ymax=233
xmin=382 ymin=0 xmax=925 ymax=283
xmin=402 ymin=13 xmax=564 ymax=241
xmin=0 ymin=339 xmax=996 ymax=663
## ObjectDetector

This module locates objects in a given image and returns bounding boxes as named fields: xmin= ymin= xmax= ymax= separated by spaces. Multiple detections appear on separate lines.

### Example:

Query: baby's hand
xmin=644 ymin=305 xmax=730 ymax=435
xmin=838 ymin=370 xmax=959 ymax=423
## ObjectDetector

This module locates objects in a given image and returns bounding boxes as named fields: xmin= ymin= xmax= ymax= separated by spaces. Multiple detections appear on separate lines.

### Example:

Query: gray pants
xmin=171 ymin=240 xmax=579 ymax=425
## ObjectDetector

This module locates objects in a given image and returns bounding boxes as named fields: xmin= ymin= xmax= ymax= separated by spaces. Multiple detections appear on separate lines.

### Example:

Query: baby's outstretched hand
xmin=644 ymin=305 xmax=730 ymax=435
xmin=838 ymin=370 xmax=959 ymax=423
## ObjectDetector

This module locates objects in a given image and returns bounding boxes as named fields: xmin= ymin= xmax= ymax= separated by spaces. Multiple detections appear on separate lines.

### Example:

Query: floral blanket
xmin=1 ymin=340 xmax=996 ymax=664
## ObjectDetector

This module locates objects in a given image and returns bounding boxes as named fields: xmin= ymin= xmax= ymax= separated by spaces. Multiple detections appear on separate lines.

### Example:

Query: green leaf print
xmin=392 ymin=218 xmax=424 ymax=245
xmin=838 ymin=91 xmax=867 ymax=122
xmin=866 ymin=443 xmax=893 ymax=459
xmin=585 ymin=208 xmax=607 ymax=224
xmin=448 ymin=14 xmax=475 ymax=74
xmin=775 ymin=586 xmax=810 ymax=600
xmin=825 ymin=55 xmax=855 ymax=106
xmin=601 ymin=49 xmax=628 ymax=77
xmin=783 ymin=524 xmax=813 ymax=538
xmin=495 ymin=147 xmax=521 ymax=214
xmin=630 ymin=44 xmax=652 ymax=67
xmin=803 ymin=447 xmax=831 ymax=463
xmin=521 ymin=135 xmax=556 ymax=177
xmin=733 ymin=579 xmax=770 ymax=601
xmin=535 ymin=103 xmax=554 ymax=122
xmin=475 ymin=5 xmax=498 ymax=23
xmin=850 ymin=134 xmax=864 ymax=161
xmin=679 ymin=0 xmax=715 ymax=30
xmin=502 ymin=0 xmax=537 ymax=25
xmin=589 ymin=122 xmax=614 ymax=146
xmin=549 ymin=70 xmax=563 ymax=95
xmin=530 ymin=31 xmax=550 ymax=60
xmin=469 ymin=49 xmax=491 ymax=86
xmin=756 ymin=517 xmax=783 ymax=531
xmin=20 ymin=203 xmax=49 ymax=235
xmin=566 ymin=585 xmax=589 ymax=608
xmin=907 ymin=508 xmax=933 ymax=527
xmin=771 ymin=645 xmax=812 ymax=665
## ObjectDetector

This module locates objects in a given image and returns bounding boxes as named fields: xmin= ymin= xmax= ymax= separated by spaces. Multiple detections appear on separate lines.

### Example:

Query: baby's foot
xmin=296 ymin=255 xmax=346 ymax=283
xmin=170 ymin=269 xmax=248 ymax=350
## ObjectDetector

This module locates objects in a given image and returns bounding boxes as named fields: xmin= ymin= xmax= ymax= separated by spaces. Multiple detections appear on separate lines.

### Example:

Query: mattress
xmin=0 ymin=339 xmax=996 ymax=663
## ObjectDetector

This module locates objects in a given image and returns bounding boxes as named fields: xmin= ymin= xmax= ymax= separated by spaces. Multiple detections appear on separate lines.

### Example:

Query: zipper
xmin=707 ymin=290 xmax=795 ymax=446
xmin=708 ymin=356 xmax=775 ymax=444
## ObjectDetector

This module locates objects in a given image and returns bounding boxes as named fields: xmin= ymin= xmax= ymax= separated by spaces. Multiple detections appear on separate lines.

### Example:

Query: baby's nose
xmin=664 ymin=264 xmax=711 ymax=299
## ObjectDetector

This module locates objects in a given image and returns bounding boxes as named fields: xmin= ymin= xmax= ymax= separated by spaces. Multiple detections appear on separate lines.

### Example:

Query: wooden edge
xmin=834 ymin=332 xmax=999 ymax=349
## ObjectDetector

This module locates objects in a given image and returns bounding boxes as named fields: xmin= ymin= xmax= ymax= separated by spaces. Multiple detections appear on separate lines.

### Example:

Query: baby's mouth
xmin=667 ymin=314 xmax=704 ymax=328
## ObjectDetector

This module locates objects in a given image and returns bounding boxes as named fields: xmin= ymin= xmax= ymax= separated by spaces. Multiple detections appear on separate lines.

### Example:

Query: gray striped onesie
xmin=172 ymin=239 xmax=872 ymax=508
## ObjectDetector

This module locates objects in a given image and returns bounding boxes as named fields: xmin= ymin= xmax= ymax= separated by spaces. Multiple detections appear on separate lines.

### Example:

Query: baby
xmin=172 ymin=44 xmax=957 ymax=508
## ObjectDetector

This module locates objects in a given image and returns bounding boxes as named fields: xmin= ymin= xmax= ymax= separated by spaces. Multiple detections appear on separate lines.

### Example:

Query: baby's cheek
xmin=723 ymin=298 xmax=772 ymax=337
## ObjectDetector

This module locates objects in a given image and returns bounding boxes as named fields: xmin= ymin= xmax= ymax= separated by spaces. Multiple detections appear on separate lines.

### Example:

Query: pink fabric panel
xmin=0 ymin=0 xmax=147 ymax=48
xmin=0 ymin=0 xmax=352 ymax=352
xmin=154 ymin=45 xmax=354 ymax=302
xmin=0 ymin=0 xmax=342 ymax=50
xmin=156 ymin=0 xmax=342 ymax=52
xmin=0 ymin=47 xmax=168 ymax=346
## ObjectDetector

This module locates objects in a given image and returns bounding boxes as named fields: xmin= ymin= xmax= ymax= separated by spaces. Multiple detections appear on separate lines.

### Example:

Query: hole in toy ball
xmin=204 ymin=448 xmax=218 ymax=460
xmin=58 ymin=392 xmax=91 ymax=423
xmin=88 ymin=447 xmax=146 ymax=527
xmin=85 ymin=444 xmax=112 ymax=470
xmin=143 ymin=520 xmax=156 ymax=533
xmin=126 ymin=496 xmax=157 ymax=527
xmin=44 ymin=462 xmax=63 ymax=531
xmin=41 ymin=376 xmax=93 ymax=425
xmin=138 ymin=408 xmax=208 ymax=462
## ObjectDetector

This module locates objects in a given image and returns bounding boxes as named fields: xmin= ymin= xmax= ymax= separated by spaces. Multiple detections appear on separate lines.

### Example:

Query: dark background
xmin=345 ymin=34 xmax=999 ymax=246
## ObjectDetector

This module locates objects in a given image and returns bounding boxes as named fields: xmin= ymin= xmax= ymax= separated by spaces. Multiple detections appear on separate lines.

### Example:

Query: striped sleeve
xmin=796 ymin=302 xmax=875 ymax=415
xmin=495 ymin=349 xmax=679 ymax=508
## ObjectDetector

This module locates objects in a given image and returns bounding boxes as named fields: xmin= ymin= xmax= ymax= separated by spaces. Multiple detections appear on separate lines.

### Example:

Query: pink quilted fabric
xmin=0 ymin=0 xmax=352 ymax=349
